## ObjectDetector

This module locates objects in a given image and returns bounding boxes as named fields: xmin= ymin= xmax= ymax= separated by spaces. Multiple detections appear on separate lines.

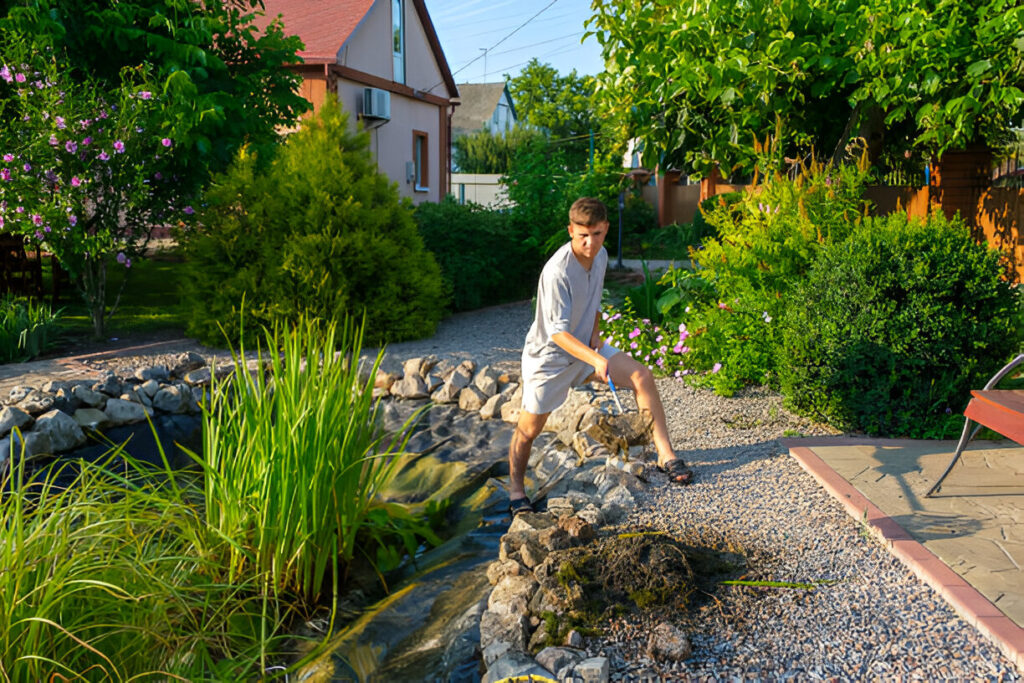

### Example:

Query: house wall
xmin=451 ymin=173 xmax=510 ymax=207
xmin=403 ymin=2 xmax=446 ymax=97
xmin=338 ymin=1 xmax=389 ymax=77
xmin=337 ymin=77 xmax=444 ymax=204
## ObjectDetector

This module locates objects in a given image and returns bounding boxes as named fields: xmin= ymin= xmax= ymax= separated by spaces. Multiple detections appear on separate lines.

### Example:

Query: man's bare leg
xmin=509 ymin=410 xmax=550 ymax=502
xmin=607 ymin=352 xmax=684 ymax=469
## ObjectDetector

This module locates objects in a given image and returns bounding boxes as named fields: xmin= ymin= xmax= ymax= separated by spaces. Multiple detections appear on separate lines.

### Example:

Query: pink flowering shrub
xmin=0 ymin=40 xmax=195 ymax=336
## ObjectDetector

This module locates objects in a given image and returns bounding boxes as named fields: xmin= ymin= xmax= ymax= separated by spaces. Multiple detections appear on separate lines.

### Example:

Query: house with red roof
xmin=255 ymin=0 xmax=459 ymax=204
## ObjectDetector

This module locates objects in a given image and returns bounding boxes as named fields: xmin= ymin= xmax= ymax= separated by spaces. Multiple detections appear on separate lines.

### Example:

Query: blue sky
xmin=423 ymin=0 xmax=605 ymax=83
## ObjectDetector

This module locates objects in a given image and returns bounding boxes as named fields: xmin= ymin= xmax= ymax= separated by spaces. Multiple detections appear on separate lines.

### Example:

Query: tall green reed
xmin=195 ymin=317 xmax=427 ymax=602
xmin=0 ymin=294 xmax=61 ymax=363
xmin=0 ymin=437 xmax=300 ymax=680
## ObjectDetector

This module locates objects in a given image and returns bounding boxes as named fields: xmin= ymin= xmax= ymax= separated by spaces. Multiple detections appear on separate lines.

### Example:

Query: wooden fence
xmin=652 ymin=149 xmax=1024 ymax=280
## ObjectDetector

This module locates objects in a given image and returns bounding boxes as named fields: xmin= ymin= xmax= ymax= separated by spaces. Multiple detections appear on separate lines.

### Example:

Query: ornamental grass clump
xmin=195 ymin=316 xmax=433 ymax=603
xmin=0 ymin=293 xmax=61 ymax=362
xmin=0 ymin=443 xmax=298 ymax=680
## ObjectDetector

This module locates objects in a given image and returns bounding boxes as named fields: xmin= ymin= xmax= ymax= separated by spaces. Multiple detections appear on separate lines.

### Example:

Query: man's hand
xmin=592 ymin=353 xmax=609 ymax=382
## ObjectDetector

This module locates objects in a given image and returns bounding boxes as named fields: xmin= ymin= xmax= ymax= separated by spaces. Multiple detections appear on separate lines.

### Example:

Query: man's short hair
xmin=569 ymin=197 xmax=607 ymax=226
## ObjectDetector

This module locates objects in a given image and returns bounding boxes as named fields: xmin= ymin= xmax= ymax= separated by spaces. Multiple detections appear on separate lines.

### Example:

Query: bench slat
xmin=965 ymin=389 xmax=1024 ymax=445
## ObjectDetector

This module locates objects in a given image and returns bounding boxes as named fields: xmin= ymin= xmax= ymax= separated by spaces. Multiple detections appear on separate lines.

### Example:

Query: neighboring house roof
xmin=256 ymin=0 xmax=458 ymax=97
xmin=451 ymin=82 xmax=516 ymax=132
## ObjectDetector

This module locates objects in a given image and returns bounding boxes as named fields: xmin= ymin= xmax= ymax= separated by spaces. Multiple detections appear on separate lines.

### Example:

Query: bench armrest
xmin=983 ymin=353 xmax=1024 ymax=390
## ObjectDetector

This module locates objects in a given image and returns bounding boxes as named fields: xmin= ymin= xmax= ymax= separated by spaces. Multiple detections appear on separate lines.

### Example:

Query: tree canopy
xmin=589 ymin=0 xmax=1024 ymax=178
xmin=505 ymin=58 xmax=603 ymax=170
xmin=1 ymin=0 xmax=308 ymax=178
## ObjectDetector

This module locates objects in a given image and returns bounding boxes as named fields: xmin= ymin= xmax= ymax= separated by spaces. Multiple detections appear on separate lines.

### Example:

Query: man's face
xmin=567 ymin=220 xmax=608 ymax=260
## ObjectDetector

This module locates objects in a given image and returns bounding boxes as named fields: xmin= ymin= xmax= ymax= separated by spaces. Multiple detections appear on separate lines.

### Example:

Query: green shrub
xmin=180 ymin=99 xmax=445 ymax=347
xmin=679 ymin=158 xmax=872 ymax=394
xmin=415 ymin=197 xmax=543 ymax=311
xmin=777 ymin=211 xmax=1018 ymax=437
xmin=0 ymin=294 xmax=60 ymax=362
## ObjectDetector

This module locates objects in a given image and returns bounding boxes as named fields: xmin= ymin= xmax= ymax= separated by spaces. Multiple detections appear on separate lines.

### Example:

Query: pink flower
xmin=679 ymin=330 xmax=689 ymax=341
xmin=113 ymin=140 xmax=125 ymax=153
xmin=183 ymin=206 xmax=194 ymax=215
xmin=630 ymin=341 xmax=638 ymax=350
xmin=31 ymin=214 xmax=43 ymax=226
xmin=70 ymin=176 xmax=81 ymax=187
xmin=138 ymin=91 xmax=152 ymax=100
xmin=161 ymin=138 xmax=172 ymax=147
xmin=1 ymin=154 xmax=11 ymax=162
xmin=55 ymin=116 xmax=65 ymax=129
xmin=628 ymin=327 xmax=641 ymax=339
xmin=82 ymin=136 xmax=92 ymax=146
xmin=0 ymin=169 xmax=9 ymax=181
xmin=68 ymin=215 xmax=77 ymax=226
xmin=49 ymin=135 xmax=58 ymax=146
xmin=718 ymin=302 xmax=727 ymax=309
xmin=98 ymin=151 xmax=110 ymax=161
xmin=65 ymin=141 xmax=77 ymax=153
xmin=14 ymin=73 xmax=25 ymax=83
xmin=22 ymin=163 xmax=30 ymax=172
xmin=655 ymin=335 xmax=663 ymax=342
xmin=0 ymin=66 xmax=10 ymax=83
xmin=712 ymin=363 xmax=722 ymax=373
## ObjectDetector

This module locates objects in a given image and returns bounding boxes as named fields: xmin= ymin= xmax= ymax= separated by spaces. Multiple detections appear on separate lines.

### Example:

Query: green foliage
xmin=589 ymin=0 xmax=1024 ymax=176
xmin=0 ymin=294 xmax=60 ymax=361
xmin=415 ymin=196 xmax=543 ymax=311
xmin=682 ymin=158 xmax=871 ymax=394
xmin=777 ymin=211 xmax=1018 ymax=437
xmin=0 ymin=446 xmax=304 ymax=679
xmin=1 ymin=0 xmax=308 ymax=175
xmin=505 ymin=58 xmax=604 ymax=170
xmin=193 ymin=316 xmax=438 ymax=602
xmin=181 ymin=99 xmax=445 ymax=347
xmin=452 ymin=126 xmax=543 ymax=174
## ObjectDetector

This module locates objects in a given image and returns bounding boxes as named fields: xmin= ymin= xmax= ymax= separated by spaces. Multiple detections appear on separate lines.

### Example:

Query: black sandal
xmin=657 ymin=459 xmax=694 ymax=486
xmin=508 ymin=496 xmax=535 ymax=516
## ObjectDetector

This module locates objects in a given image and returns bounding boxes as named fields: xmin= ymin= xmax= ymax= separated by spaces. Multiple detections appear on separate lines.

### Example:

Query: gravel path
xmin=78 ymin=299 xmax=1021 ymax=679
xmin=364 ymin=300 xmax=1023 ymax=680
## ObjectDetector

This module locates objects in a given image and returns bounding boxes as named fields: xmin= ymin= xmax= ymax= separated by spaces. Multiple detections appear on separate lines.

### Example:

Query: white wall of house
xmin=451 ymin=173 xmax=510 ymax=208
xmin=338 ymin=2 xmax=388 ymax=74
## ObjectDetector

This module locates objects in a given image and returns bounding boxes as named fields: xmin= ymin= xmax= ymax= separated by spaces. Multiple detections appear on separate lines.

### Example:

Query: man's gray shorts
xmin=521 ymin=342 xmax=621 ymax=415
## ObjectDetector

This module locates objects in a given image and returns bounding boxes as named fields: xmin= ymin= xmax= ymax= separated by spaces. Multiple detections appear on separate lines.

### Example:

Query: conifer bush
xmin=777 ymin=211 xmax=1018 ymax=437
xmin=180 ymin=100 xmax=444 ymax=345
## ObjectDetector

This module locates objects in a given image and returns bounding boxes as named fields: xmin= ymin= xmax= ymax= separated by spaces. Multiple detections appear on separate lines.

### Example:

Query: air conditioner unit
xmin=362 ymin=87 xmax=391 ymax=120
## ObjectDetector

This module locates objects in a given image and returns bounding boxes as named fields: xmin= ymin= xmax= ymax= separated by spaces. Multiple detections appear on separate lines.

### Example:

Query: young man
xmin=508 ymin=197 xmax=694 ymax=516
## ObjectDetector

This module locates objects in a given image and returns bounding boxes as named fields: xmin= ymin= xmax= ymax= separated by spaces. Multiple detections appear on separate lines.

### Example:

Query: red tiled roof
xmin=255 ymin=0 xmax=374 ymax=62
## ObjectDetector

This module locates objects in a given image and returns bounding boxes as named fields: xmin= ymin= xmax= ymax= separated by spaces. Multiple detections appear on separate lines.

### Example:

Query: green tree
xmin=181 ymin=99 xmax=445 ymax=346
xmin=1 ymin=0 xmax=308 ymax=180
xmin=589 ymin=0 xmax=1024 ymax=178
xmin=452 ymin=126 xmax=543 ymax=174
xmin=505 ymin=58 xmax=605 ymax=170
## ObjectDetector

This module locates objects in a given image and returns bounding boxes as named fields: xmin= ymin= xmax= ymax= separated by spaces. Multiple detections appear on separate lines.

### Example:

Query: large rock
xmin=7 ymin=385 xmax=34 ymax=404
xmin=71 ymin=385 xmax=107 ymax=408
xmin=170 ymin=351 xmax=205 ymax=378
xmin=402 ymin=355 xmax=439 ymax=379
xmin=15 ymin=390 xmax=55 ymax=415
xmin=500 ymin=384 xmax=523 ymax=423
xmin=0 ymin=406 xmax=33 ymax=437
xmin=473 ymin=365 xmax=501 ymax=397
xmin=0 ymin=430 xmax=51 ymax=464
xmin=576 ymin=656 xmax=610 ymax=683
xmin=544 ymin=389 xmax=593 ymax=434
xmin=390 ymin=373 xmax=429 ymax=400
xmin=536 ymin=647 xmax=586 ymax=678
xmin=458 ymin=385 xmax=488 ymax=411
xmin=93 ymin=375 xmax=122 ymax=397
xmin=34 ymin=410 xmax=86 ymax=451
xmin=74 ymin=408 xmax=112 ymax=431
xmin=482 ymin=650 xmax=552 ymax=683
xmin=487 ymin=574 xmax=540 ymax=617
xmin=105 ymin=398 xmax=153 ymax=426
xmin=140 ymin=379 xmax=161 ymax=398
xmin=134 ymin=365 xmax=169 ymax=382
xmin=152 ymin=385 xmax=191 ymax=413
xmin=479 ymin=610 xmax=529 ymax=652
xmin=646 ymin=621 xmax=692 ymax=661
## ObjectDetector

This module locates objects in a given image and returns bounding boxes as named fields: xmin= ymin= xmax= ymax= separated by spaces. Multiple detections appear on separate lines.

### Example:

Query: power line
xmin=488 ymin=31 xmax=583 ymax=58
xmin=442 ymin=0 xmax=561 ymax=84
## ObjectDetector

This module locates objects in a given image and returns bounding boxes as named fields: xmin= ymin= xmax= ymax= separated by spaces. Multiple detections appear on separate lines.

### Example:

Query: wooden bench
xmin=926 ymin=353 xmax=1024 ymax=496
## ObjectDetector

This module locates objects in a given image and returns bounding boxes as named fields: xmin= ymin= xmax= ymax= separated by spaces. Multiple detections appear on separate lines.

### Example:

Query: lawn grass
xmin=46 ymin=246 xmax=187 ymax=342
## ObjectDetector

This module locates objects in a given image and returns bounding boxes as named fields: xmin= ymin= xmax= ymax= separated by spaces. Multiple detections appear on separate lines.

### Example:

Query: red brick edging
xmin=783 ymin=440 xmax=1024 ymax=673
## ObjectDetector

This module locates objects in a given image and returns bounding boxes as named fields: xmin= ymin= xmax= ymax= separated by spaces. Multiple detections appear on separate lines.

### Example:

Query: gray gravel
xmin=84 ymin=299 xmax=1022 ymax=679
xmin=366 ymin=300 xmax=1023 ymax=680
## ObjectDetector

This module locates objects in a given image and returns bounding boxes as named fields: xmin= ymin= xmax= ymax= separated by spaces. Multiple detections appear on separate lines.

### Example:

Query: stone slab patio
xmin=783 ymin=436 xmax=1024 ymax=673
